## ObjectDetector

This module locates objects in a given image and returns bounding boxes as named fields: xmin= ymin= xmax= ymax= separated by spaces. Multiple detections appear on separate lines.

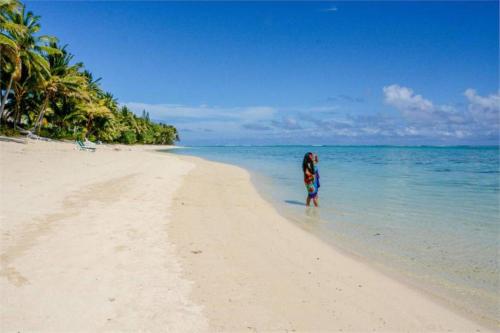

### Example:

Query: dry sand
xmin=0 ymin=138 xmax=490 ymax=332
xmin=0 ymin=138 xmax=207 ymax=331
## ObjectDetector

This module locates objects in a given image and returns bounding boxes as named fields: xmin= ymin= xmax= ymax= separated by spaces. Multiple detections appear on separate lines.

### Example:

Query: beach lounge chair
xmin=27 ymin=131 xmax=40 ymax=140
xmin=84 ymin=138 xmax=97 ymax=148
xmin=76 ymin=140 xmax=96 ymax=152
xmin=25 ymin=130 xmax=51 ymax=141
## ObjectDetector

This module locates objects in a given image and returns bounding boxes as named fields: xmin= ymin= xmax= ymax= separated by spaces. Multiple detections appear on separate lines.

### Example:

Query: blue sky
xmin=28 ymin=1 xmax=499 ymax=145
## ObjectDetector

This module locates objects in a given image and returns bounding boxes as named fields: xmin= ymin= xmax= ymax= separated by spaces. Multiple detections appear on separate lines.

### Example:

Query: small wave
xmin=434 ymin=168 xmax=452 ymax=172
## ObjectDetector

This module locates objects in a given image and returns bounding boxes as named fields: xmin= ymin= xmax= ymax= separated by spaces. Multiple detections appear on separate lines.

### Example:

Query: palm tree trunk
xmin=34 ymin=95 xmax=49 ymax=134
xmin=0 ymin=45 xmax=3 ymax=101
xmin=86 ymin=116 xmax=93 ymax=138
xmin=0 ymin=75 xmax=14 ymax=124
xmin=0 ymin=45 xmax=3 ymax=126
xmin=13 ymin=97 xmax=21 ymax=130
xmin=0 ymin=45 xmax=2 ymax=107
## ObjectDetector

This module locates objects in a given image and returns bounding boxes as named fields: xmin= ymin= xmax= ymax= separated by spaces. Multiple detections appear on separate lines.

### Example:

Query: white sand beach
xmin=0 ymin=139 xmax=491 ymax=332
xmin=0 ymin=139 xmax=207 ymax=331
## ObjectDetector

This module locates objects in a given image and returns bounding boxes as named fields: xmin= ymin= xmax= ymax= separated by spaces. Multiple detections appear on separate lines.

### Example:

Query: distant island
xmin=0 ymin=0 xmax=178 ymax=144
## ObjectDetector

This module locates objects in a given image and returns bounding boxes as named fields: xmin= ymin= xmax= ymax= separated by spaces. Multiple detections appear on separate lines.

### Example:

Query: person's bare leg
xmin=313 ymin=196 xmax=319 ymax=207
xmin=306 ymin=196 xmax=311 ymax=207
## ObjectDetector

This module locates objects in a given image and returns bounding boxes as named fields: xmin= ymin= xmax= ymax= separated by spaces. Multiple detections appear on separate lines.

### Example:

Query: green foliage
xmin=0 ymin=0 xmax=179 ymax=145
xmin=0 ymin=124 xmax=20 ymax=136
xmin=120 ymin=130 xmax=137 ymax=145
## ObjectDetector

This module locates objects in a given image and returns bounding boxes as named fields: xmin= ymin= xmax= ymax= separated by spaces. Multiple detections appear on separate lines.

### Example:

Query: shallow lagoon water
xmin=172 ymin=145 xmax=499 ymax=323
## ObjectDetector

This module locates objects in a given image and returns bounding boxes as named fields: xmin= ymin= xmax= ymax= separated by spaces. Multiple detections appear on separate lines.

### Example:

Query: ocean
xmin=171 ymin=145 xmax=499 ymax=323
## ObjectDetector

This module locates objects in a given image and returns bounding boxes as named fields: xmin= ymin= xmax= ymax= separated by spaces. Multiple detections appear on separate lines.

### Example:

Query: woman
xmin=302 ymin=152 xmax=318 ymax=207
xmin=314 ymin=153 xmax=320 ymax=192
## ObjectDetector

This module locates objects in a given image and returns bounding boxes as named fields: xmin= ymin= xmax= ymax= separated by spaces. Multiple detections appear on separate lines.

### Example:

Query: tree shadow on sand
xmin=0 ymin=136 xmax=26 ymax=144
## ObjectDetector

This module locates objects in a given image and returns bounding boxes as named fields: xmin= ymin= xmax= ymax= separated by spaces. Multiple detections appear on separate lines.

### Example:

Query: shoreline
xmin=0 ymin=139 xmax=493 ymax=331
xmin=246 ymin=168 xmax=498 ymax=329
xmin=169 ymin=153 xmax=491 ymax=331
xmin=171 ymin=148 xmax=499 ymax=329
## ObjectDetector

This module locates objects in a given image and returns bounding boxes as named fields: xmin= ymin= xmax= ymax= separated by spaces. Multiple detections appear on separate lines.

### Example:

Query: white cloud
xmin=271 ymin=116 xmax=302 ymax=130
xmin=383 ymin=84 xmax=464 ymax=125
xmin=123 ymin=102 xmax=280 ymax=143
xmin=464 ymin=89 xmax=500 ymax=126
xmin=123 ymin=102 xmax=276 ymax=123
xmin=123 ymin=87 xmax=499 ymax=144
xmin=240 ymin=106 xmax=276 ymax=121
xmin=323 ymin=7 xmax=338 ymax=12
xmin=383 ymin=84 xmax=433 ymax=113
xmin=465 ymin=89 xmax=500 ymax=110
xmin=382 ymin=84 xmax=499 ymax=141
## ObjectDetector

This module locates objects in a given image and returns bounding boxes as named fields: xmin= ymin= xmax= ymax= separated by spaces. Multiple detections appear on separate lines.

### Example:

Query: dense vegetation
xmin=0 ymin=0 xmax=178 ymax=144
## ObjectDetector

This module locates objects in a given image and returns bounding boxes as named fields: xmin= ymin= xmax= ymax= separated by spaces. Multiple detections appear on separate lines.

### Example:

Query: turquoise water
xmin=171 ymin=146 xmax=499 ymax=323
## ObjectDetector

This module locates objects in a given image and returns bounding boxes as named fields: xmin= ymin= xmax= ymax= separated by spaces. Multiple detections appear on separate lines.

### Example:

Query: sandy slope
xmin=170 ymin=155 xmax=489 ymax=332
xmin=0 ymin=139 xmax=207 ymax=331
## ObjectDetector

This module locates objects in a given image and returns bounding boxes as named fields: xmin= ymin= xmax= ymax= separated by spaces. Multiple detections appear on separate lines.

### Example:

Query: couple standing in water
xmin=302 ymin=152 xmax=320 ymax=207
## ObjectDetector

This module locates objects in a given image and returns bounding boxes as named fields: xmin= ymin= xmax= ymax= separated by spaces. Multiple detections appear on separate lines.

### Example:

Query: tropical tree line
xmin=0 ymin=0 xmax=178 ymax=144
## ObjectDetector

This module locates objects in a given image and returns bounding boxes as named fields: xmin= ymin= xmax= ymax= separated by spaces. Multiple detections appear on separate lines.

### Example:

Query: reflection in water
xmin=304 ymin=207 xmax=321 ymax=230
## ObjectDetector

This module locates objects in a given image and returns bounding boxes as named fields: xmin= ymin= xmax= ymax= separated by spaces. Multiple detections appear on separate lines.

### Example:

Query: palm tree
xmin=43 ymin=44 xmax=84 ymax=129
xmin=33 ymin=43 xmax=87 ymax=133
xmin=0 ymin=0 xmax=23 ymax=122
xmin=1 ymin=0 xmax=179 ymax=144
xmin=102 ymin=91 xmax=118 ymax=111
xmin=76 ymin=72 xmax=113 ymax=138
xmin=33 ymin=69 xmax=87 ymax=133
xmin=81 ymin=99 xmax=113 ymax=137
xmin=1 ymin=3 xmax=59 ymax=127
xmin=0 ymin=0 xmax=21 ymax=18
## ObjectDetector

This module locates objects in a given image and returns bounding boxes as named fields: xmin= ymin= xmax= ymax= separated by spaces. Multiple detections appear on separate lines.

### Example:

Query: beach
xmin=0 ymin=139 xmax=491 ymax=331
